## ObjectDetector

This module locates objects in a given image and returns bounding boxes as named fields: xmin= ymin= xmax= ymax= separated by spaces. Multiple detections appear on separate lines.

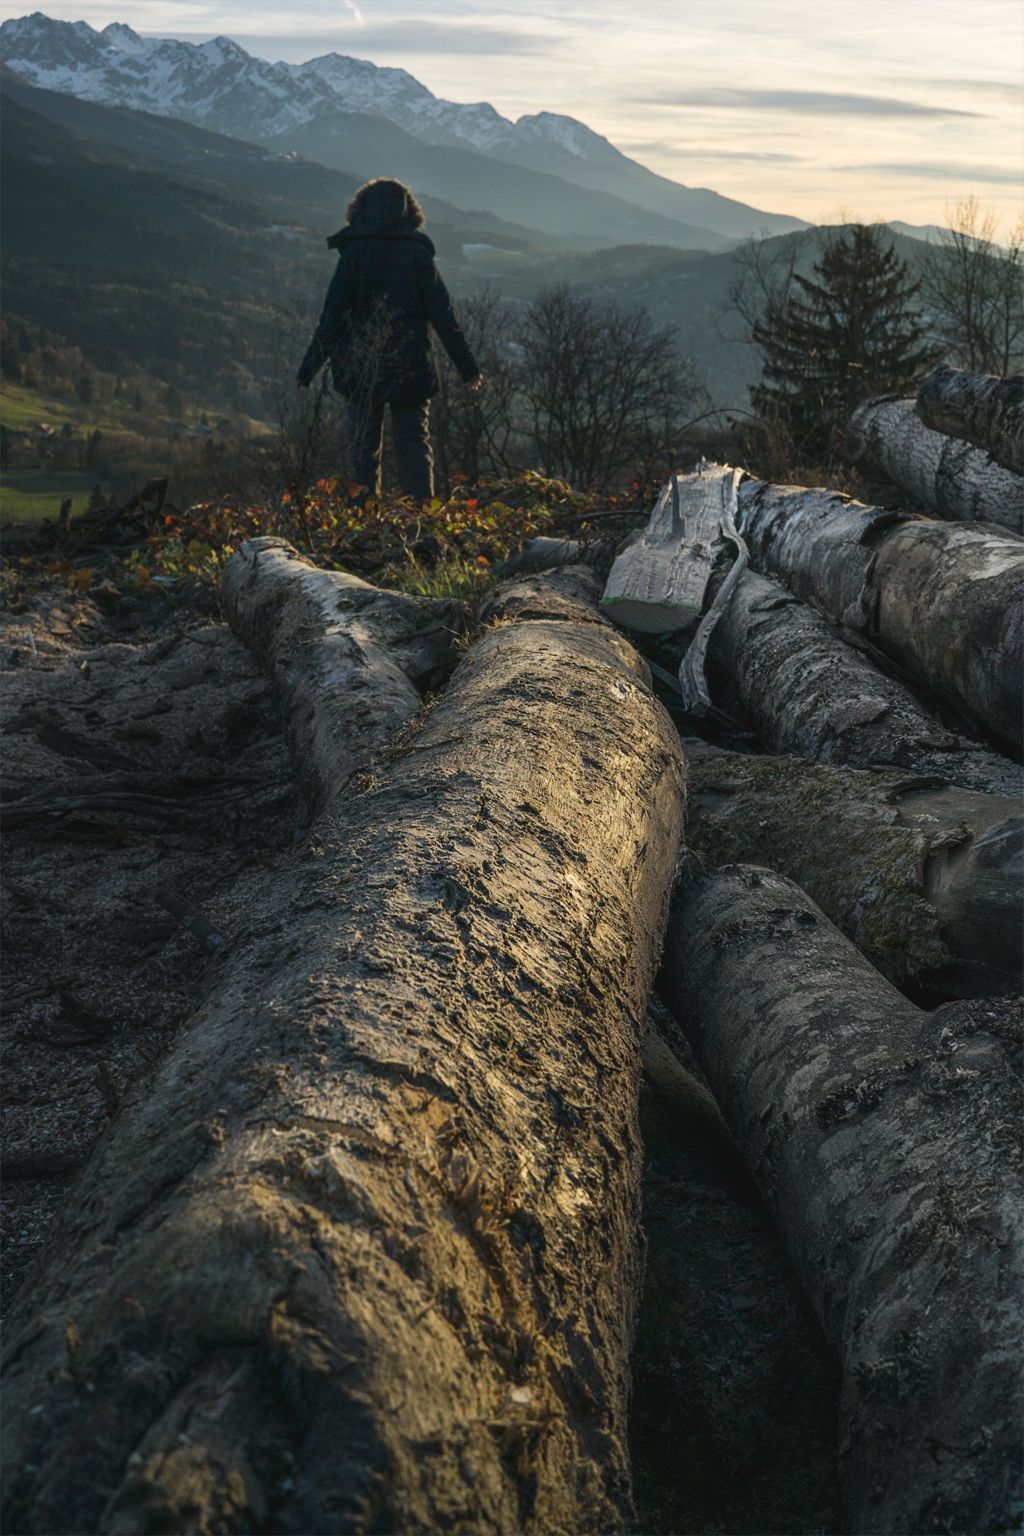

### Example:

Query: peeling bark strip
xmin=736 ymin=480 xmax=1024 ymax=749
xmin=1 ymin=580 xmax=685 ymax=1536
xmin=602 ymin=467 xmax=744 ymax=634
xmin=709 ymin=567 xmax=1023 ymax=796
xmin=220 ymin=537 xmax=466 ymax=813
xmin=846 ymin=394 xmax=1024 ymax=536
xmin=685 ymin=743 xmax=1023 ymax=997
xmin=917 ymin=363 xmax=1024 ymax=477
xmin=659 ymin=865 xmax=1023 ymax=1536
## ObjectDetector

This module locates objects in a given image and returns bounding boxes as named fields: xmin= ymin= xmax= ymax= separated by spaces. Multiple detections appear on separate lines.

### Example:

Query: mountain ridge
xmin=0 ymin=11 xmax=806 ymax=245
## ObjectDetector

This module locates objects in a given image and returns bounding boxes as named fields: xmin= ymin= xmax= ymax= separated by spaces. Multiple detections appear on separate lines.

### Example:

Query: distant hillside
xmin=265 ymin=110 xmax=735 ymax=253
xmin=0 ymin=76 xmax=555 ymax=411
xmin=1 ymin=11 xmax=804 ymax=247
xmin=0 ymin=73 xmax=933 ymax=415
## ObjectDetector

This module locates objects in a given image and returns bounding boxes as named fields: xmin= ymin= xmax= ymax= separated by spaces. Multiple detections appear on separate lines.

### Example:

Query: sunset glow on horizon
xmin=2 ymin=0 xmax=1021 ymax=228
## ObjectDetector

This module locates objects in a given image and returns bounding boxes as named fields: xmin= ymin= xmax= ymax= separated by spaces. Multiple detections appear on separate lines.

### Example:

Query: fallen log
xmin=916 ymin=362 xmax=1024 ymax=476
xmin=220 ymin=537 xmax=466 ymax=814
xmin=601 ymin=467 xmax=744 ymax=633
xmin=2 ymin=573 xmax=685 ymax=1534
xmin=659 ymin=864 xmax=1023 ymax=1535
xmin=708 ymin=567 xmax=1022 ymax=795
xmin=685 ymin=741 xmax=1022 ymax=996
xmin=846 ymin=394 xmax=1023 ymax=535
xmin=479 ymin=564 xmax=607 ymax=627
xmin=496 ymin=535 xmax=616 ymax=582
xmin=736 ymin=478 xmax=1024 ymax=748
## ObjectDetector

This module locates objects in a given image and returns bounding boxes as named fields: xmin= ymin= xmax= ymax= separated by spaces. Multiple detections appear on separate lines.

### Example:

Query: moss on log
xmin=685 ymin=743 xmax=1022 ymax=997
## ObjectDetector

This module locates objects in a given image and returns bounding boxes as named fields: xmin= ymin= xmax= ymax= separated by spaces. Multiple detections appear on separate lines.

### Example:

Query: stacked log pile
xmin=846 ymin=365 xmax=1024 ymax=535
xmin=2 ymin=442 xmax=1021 ymax=1533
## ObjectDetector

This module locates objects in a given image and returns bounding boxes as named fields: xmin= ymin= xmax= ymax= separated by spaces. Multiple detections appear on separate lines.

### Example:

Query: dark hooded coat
xmin=296 ymin=182 xmax=479 ymax=404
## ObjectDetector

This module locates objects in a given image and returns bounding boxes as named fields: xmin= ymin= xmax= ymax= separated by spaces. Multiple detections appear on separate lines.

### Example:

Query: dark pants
xmin=346 ymin=398 xmax=434 ymax=501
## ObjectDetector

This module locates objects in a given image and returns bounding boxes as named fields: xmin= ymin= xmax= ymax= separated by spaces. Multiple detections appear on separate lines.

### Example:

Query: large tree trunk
xmin=916 ymin=362 xmax=1024 ymax=476
xmin=684 ymin=741 xmax=1022 ymax=997
xmin=846 ymin=394 xmax=1023 ymax=535
xmin=658 ymin=864 xmax=1023 ymax=1535
xmin=220 ymin=537 xmax=467 ymax=814
xmin=1 ymin=567 xmax=685 ymax=1535
xmin=708 ymin=567 xmax=1022 ymax=795
xmin=736 ymin=479 xmax=1024 ymax=749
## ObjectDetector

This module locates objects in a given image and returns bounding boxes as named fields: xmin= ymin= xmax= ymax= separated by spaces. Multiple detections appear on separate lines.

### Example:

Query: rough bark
xmin=1 ymin=578 xmax=685 ymax=1535
xmin=684 ymin=741 xmax=1022 ymax=997
xmin=659 ymin=864 xmax=1023 ymax=1535
xmin=220 ymin=537 xmax=467 ymax=814
xmin=869 ymin=519 xmax=1024 ymax=752
xmin=601 ymin=468 xmax=743 ymax=634
xmin=846 ymin=394 xmax=1023 ymax=535
xmin=478 ymin=565 xmax=607 ymax=627
xmin=916 ymin=363 xmax=1024 ymax=476
xmin=709 ymin=567 xmax=1022 ymax=795
xmin=735 ymin=478 xmax=1024 ymax=749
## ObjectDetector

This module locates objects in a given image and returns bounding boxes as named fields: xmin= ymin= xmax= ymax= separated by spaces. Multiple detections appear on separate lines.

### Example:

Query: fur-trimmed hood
xmin=326 ymin=223 xmax=435 ymax=256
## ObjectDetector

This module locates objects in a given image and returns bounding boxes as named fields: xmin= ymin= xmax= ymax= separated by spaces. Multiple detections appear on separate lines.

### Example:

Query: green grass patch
xmin=0 ymin=381 xmax=135 ymax=434
xmin=0 ymin=471 xmax=109 ymax=525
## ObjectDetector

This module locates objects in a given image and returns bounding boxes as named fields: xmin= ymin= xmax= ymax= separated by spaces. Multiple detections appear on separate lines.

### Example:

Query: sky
xmin=3 ymin=0 xmax=1022 ymax=227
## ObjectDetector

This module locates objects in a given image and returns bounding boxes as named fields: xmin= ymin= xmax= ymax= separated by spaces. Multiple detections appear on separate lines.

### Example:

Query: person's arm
xmin=419 ymin=259 xmax=480 ymax=383
xmin=296 ymin=254 xmax=355 ymax=387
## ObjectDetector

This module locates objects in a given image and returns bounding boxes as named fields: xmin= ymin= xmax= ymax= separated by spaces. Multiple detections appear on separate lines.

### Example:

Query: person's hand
xmin=467 ymin=375 xmax=484 ymax=392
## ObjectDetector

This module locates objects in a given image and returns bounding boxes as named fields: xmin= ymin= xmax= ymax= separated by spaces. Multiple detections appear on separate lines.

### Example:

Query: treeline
xmin=729 ymin=202 xmax=1023 ymax=481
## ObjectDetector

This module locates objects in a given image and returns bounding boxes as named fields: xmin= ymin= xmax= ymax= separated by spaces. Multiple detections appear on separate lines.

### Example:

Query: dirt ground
xmin=1 ymin=581 xmax=299 ymax=1306
xmin=0 ymin=576 xmax=840 ymax=1533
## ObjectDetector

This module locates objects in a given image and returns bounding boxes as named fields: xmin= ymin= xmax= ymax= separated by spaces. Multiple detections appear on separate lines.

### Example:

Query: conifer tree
xmin=752 ymin=224 xmax=936 ymax=462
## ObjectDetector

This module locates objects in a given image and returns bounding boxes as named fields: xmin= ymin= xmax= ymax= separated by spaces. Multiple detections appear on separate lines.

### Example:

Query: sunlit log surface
xmin=1 ymin=572 xmax=685 ymax=1535
xmin=708 ymin=566 xmax=1022 ymax=795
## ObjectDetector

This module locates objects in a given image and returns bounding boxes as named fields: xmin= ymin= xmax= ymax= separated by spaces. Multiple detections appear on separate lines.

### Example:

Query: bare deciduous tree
xmin=918 ymin=198 xmax=1024 ymax=376
xmin=515 ymin=286 xmax=703 ymax=490
xmin=430 ymin=289 xmax=524 ymax=489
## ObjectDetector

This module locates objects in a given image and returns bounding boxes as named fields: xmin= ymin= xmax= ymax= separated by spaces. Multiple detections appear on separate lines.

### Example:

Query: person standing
xmin=296 ymin=177 xmax=482 ymax=501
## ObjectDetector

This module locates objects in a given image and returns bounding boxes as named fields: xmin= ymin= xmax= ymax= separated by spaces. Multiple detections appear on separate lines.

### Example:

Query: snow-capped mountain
xmin=0 ymin=13 xmax=621 ymax=161
xmin=0 ymin=12 xmax=806 ymax=241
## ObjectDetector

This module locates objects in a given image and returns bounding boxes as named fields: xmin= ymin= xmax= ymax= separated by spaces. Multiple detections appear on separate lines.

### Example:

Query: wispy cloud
xmin=342 ymin=0 xmax=364 ymax=22
xmin=621 ymin=142 xmax=805 ymax=163
xmin=202 ymin=17 xmax=559 ymax=54
xmin=636 ymin=87 xmax=984 ymax=119
xmin=837 ymin=160 xmax=1023 ymax=184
